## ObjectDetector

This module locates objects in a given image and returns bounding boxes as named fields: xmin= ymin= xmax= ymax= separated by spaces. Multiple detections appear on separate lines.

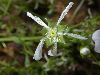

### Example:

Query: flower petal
xmin=92 ymin=30 xmax=100 ymax=41
xmin=92 ymin=30 xmax=100 ymax=53
xmin=56 ymin=2 xmax=74 ymax=25
xmin=48 ymin=41 xmax=57 ymax=56
xmin=48 ymin=50 xmax=54 ymax=56
xmin=33 ymin=39 xmax=44 ymax=60
xmin=94 ymin=41 xmax=100 ymax=53
xmin=27 ymin=12 xmax=49 ymax=29
xmin=63 ymin=32 xmax=87 ymax=40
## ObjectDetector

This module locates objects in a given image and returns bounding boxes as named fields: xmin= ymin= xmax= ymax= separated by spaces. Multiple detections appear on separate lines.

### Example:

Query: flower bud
xmin=80 ymin=47 xmax=90 ymax=55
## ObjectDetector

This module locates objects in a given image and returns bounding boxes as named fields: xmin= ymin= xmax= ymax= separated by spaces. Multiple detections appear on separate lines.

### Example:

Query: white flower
xmin=92 ymin=30 xmax=100 ymax=53
xmin=27 ymin=2 xmax=87 ymax=60
xmin=80 ymin=47 xmax=90 ymax=55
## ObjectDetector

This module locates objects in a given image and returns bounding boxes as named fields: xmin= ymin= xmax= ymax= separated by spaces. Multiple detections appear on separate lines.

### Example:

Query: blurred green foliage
xmin=0 ymin=0 xmax=55 ymax=16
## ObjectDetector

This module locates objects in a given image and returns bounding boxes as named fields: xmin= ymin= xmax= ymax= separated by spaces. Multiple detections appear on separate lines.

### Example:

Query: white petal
xmin=58 ymin=32 xmax=64 ymax=35
xmin=48 ymin=42 xmax=57 ymax=56
xmin=53 ymin=39 xmax=57 ymax=55
xmin=63 ymin=32 xmax=87 ymax=40
xmin=92 ymin=30 xmax=100 ymax=53
xmin=56 ymin=2 xmax=74 ymax=25
xmin=33 ymin=39 xmax=44 ymax=60
xmin=94 ymin=41 xmax=100 ymax=53
xmin=92 ymin=30 xmax=100 ymax=41
xmin=48 ymin=50 xmax=54 ymax=56
xmin=27 ymin=12 xmax=49 ymax=29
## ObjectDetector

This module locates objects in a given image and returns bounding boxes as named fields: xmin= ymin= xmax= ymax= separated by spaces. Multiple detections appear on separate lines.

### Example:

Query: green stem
xmin=0 ymin=36 xmax=42 ymax=42
xmin=4 ymin=0 xmax=12 ymax=15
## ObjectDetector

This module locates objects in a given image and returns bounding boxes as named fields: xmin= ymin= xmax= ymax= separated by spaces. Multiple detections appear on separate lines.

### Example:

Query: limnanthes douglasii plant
xmin=27 ymin=2 xmax=87 ymax=60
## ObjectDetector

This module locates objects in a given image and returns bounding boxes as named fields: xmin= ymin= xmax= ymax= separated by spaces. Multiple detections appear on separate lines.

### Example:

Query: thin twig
xmin=69 ymin=0 xmax=85 ymax=23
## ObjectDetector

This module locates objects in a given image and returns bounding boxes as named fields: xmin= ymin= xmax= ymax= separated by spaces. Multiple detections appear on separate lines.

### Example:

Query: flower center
xmin=47 ymin=28 xmax=56 ymax=38
xmin=50 ymin=29 xmax=56 ymax=37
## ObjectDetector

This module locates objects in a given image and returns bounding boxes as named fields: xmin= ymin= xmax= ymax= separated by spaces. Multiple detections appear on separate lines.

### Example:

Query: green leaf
xmin=25 ymin=54 xmax=30 ymax=68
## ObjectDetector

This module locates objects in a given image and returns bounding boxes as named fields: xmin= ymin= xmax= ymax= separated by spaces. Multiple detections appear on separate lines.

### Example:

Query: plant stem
xmin=4 ymin=0 xmax=12 ymax=15
xmin=69 ymin=0 xmax=85 ymax=23
xmin=0 ymin=36 xmax=42 ymax=42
